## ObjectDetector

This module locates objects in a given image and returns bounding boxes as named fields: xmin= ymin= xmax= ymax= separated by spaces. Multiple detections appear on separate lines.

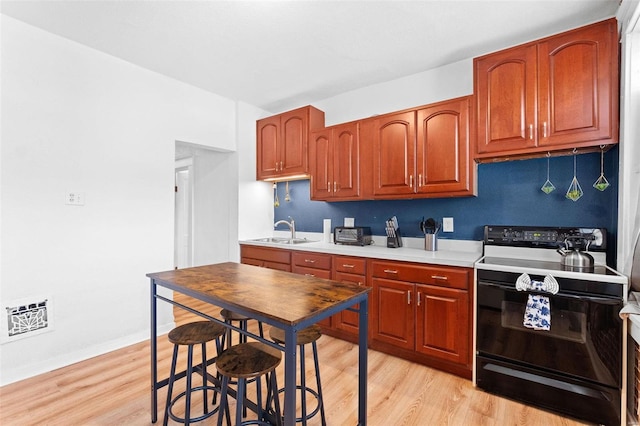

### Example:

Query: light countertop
xmin=240 ymin=232 xmax=483 ymax=268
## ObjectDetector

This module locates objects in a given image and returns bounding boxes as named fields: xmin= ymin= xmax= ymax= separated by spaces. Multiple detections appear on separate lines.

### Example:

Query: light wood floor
xmin=0 ymin=293 xmax=590 ymax=425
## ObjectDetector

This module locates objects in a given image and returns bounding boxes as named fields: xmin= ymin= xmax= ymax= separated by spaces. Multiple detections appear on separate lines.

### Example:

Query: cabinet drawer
xmin=292 ymin=252 xmax=331 ymax=270
xmin=241 ymin=246 xmax=290 ymax=264
xmin=334 ymin=256 xmax=366 ymax=275
xmin=371 ymin=261 xmax=469 ymax=290
xmin=292 ymin=265 xmax=331 ymax=279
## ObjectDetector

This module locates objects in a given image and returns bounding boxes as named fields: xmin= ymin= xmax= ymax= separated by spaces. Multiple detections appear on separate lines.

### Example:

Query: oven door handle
xmin=478 ymin=281 xmax=621 ymax=304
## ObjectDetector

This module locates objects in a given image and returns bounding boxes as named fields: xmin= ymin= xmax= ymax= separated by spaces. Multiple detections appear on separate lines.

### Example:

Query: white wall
xmin=314 ymin=58 xmax=473 ymax=125
xmin=237 ymin=102 xmax=275 ymax=243
xmin=0 ymin=16 xmax=237 ymax=385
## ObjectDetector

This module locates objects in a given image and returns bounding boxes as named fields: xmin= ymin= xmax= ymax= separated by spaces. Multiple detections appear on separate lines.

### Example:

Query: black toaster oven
xmin=334 ymin=226 xmax=372 ymax=246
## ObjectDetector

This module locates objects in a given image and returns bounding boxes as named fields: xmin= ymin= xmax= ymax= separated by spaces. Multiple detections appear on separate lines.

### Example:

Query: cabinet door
xmin=280 ymin=109 xmax=308 ymax=176
xmin=475 ymin=44 xmax=537 ymax=154
xmin=537 ymin=19 xmax=617 ymax=147
xmin=416 ymin=97 xmax=471 ymax=195
xmin=256 ymin=115 xmax=281 ymax=180
xmin=309 ymin=128 xmax=332 ymax=200
xmin=372 ymin=277 xmax=414 ymax=350
xmin=372 ymin=111 xmax=416 ymax=196
xmin=332 ymin=123 xmax=360 ymax=199
xmin=334 ymin=271 xmax=367 ymax=335
xmin=415 ymin=284 xmax=469 ymax=364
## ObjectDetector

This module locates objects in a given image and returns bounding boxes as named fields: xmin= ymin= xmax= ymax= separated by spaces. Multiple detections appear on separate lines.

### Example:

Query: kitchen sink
xmin=248 ymin=237 xmax=316 ymax=245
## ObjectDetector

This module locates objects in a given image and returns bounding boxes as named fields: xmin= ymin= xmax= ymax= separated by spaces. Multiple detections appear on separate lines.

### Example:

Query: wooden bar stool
xmin=217 ymin=309 xmax=266 ymax=416
xmin=164 ymin=320 xmax=228 ymax=426
xmin=269 ymin=325 xmax=326 ymax=426
xmin=220 ymin=309 xmax=264 ymax=349
xmin=216 ymin=342 xmax=283 ymax=426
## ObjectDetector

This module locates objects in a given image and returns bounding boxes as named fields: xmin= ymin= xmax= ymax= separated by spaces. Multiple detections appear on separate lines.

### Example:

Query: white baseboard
xmin=0 ymin=321 xmax=175 ymax=386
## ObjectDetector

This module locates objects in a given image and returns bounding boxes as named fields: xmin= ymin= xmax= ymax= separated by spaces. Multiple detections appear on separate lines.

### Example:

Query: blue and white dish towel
xmin=523 ymin=294 xmax=551 ymax=330
xmin=516 ymin=273 xmax=558 ymax=331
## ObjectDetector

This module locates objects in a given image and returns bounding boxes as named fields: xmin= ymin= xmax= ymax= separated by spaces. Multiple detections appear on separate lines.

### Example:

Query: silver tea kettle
xmin=556 ymin=237 xmax=594 ymax=269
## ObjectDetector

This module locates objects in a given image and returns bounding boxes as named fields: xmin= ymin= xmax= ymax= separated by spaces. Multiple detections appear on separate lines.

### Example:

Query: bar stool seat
xmin=269 ymin=325 xmax=326 ymax=425
xmin=164 ymin=320 xmax=227 ymax=426
xmin=216 ymin=342 xmax=282 ymax=426
xmin=220 ymin=309 xmax=264 ymax=349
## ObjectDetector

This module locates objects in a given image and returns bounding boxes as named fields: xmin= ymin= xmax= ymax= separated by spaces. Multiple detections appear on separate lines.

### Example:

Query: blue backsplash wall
xmin=275 ymin=147 xmax=618 ymax=246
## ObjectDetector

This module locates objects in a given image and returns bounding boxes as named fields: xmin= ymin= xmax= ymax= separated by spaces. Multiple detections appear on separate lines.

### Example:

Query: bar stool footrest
xmin=167 ymin=385 xmax=225 ymax=424
xmin=276 ymin=385 xmax=323 ymax=423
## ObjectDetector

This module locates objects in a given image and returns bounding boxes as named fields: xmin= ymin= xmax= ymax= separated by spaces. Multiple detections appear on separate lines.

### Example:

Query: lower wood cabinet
xmin=415 ymin=283 xmax=469 ymax=365
xmin=291 ymin=251 xmax=332 ymax=278
xmin=240 ymin=245 xmax=472 ymax=378
xmin=240 ymin=245 xmax=291 ymax=272
xmin=370 ymin=260 xmax=472 ymax=378
xmin=292 ymin=251 xmax=332 ymax=327
xmin=332 ymin=256 xmax=368 ymax=337
xmin=372 ymin=277 xmax=414 ymax=349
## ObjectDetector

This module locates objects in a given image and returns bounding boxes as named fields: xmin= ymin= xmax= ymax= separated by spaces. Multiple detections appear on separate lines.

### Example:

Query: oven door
xmin=476 ymin=279 xmax=623 ymax=388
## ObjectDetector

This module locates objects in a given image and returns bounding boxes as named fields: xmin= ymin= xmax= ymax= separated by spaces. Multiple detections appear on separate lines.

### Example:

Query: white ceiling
xmin=1 ymin=0 xmax=620 ymax=113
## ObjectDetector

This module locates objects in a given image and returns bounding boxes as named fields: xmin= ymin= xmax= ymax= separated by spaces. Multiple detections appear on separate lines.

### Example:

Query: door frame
xmin=174 ymin=158 xmax=193 ymax=269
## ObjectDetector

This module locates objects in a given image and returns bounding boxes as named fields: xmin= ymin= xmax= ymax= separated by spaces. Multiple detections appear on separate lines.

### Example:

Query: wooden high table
xmin=148 ymin=262 xmax=370 ymax=425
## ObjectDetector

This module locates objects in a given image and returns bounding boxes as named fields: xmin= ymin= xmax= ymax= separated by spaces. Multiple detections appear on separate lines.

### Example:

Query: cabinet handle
xmin=383 ymin=269 xmax=399 ymax=274
xmin=304 ymin=259 xmax=316 ymax=264
xmin=334 ymin=181 xmax=337 ymax=192
xmin=280 ymin=161 xmax=283 ymax=170
xmin=431 ymin=275 xmax=448 ymax=281
xmin=305 ymin=273 xmax=315 ymax=277
xmin=542 ymin=121 xmax=548 ymax=138
xmin=342 ymin=264 xmax=355 ymax=269
xmin=419 ymin=174 xmax=423 ymax=187
xmin=275 ymin=162 xmax=279 ymax=171
xmin=407 ymin=290 xmax=411 ymax=305
xmin=409 ymin=175 xmax=413 ymax=187
xmin=529 ymin=124 xmax=534 ymax=140
xmin=358 ymin=281 xmax=363 ymax=286
xmin=327 ymin=181 xmax=331 ymax=192
xmin=417 ymin=291 xmax=422 ymax=306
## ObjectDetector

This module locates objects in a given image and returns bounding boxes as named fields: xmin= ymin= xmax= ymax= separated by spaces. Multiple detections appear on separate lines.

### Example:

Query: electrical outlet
xmin=443 ymin=217 xmax=454 ymax=232
xmin=65 ymin=192 xmax=85 ymax=206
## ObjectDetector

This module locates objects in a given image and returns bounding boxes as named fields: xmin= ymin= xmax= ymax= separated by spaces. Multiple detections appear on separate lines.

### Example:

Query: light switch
xmin=443 ymin=217 xmax=454 ymax=232
xmin=66 ymin=192 xmax=85 ymax=206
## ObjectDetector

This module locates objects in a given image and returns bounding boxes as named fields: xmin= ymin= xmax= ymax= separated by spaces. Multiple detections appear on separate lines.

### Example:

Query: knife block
xmin=387 ymin=228 xmax=403 ymax=248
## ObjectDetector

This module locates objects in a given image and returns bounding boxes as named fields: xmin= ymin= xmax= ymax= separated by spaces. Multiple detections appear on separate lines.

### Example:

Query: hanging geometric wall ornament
xmin=566 ymin=154 xmax=583 ymax=202
xmin=541 ymin=153 xmax=556 ymax=194
xmin=593 ymin=146 xmax=610 ymax=191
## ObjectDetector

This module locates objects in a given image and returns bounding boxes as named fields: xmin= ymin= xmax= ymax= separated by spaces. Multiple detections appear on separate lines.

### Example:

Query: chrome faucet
xmin=274 ymin=216 xmax=296 ymax=240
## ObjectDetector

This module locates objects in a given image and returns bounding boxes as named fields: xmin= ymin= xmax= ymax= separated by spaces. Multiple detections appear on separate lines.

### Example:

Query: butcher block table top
xmin=147 ymin=261 xmax=371 ymax=327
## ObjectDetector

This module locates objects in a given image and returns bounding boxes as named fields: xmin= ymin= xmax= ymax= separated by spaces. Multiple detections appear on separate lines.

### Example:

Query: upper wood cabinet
xmin=256 ymin=106 xmax=325 ymax=181
xmin=416 ymin=97 xmax=474 ymax=196
xmin=474 ymin=18 xmax=619 ymax=160
xmin=370 ymin=111 xmax=416 ymax=197
xmin=309 ymin=122 xmax=360 ymax=201
xmin=367 ymin=97 xmax=475 ymax=199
